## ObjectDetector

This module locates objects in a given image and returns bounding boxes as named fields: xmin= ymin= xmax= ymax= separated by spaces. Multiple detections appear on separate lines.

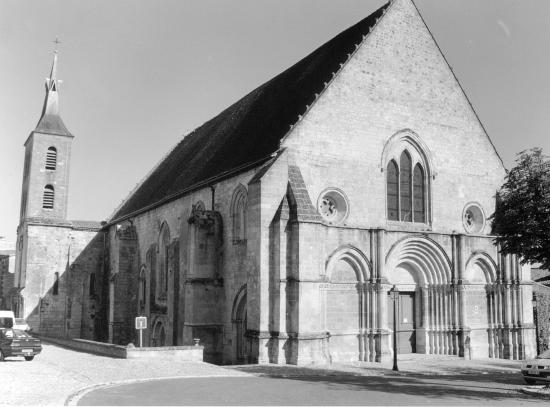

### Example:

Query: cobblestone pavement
xmin=2 ymin=342 xmax=540 ymax=406
xmin=1 ymin=342 xmax=250 ymax=406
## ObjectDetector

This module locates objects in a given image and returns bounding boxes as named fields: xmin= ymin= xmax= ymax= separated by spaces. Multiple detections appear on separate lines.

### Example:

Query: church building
xmin=13 ymin=0 xmax=536 ymax=364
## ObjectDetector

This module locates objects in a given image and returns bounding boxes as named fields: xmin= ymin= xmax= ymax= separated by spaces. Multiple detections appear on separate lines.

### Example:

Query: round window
xmin=317 ymin=189 xmax=349 ymax=224
xmin=462 ymin=203 xmax=485 ymax=234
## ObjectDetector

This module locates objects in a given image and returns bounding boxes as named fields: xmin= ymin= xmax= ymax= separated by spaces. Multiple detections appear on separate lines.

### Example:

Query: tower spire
xmin=34 ymin=38 xmax=71 ymax=136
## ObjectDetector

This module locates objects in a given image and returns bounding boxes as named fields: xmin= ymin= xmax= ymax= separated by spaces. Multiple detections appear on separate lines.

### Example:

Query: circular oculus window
xmin=462 ymin=203 xmax=485 ymax=234
xmin=318 ymin=189 xmax=349 ymax=224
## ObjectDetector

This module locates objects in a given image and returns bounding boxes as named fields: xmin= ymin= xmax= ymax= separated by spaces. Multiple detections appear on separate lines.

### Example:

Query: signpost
xmin=135 ymin=316 xmax=147 ymax=348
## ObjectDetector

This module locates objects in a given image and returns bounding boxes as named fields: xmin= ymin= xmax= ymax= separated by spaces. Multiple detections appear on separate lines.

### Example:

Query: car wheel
xmin=524 ymin=378 xmax=536 ymax=385
xmin=24 ymin=356 xmax=34 ymax=361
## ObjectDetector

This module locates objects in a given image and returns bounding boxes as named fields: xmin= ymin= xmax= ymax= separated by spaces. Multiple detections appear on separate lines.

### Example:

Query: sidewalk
xmin=230 ymin=353 xmax=523 ymax=379
xmin=2 ymin=343 xmax=250 ymax=406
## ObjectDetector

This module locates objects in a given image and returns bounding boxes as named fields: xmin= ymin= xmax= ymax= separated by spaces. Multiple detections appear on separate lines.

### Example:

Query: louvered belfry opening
xmin=45 ymin=147 xmax=57 ymax=170
xmin=43 ymin=185 xmax=54 ymax=209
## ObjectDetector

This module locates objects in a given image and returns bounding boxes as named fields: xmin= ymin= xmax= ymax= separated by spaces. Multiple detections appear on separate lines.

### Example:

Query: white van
xmin=0 ymin=310 xmax=15 ymax=329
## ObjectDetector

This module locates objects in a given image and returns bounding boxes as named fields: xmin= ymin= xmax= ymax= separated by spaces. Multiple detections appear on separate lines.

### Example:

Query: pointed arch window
xmin=46 ymin=147 xmax=57 ymax=170
xmin=399 ymin=151 xmax=412 ymax=222
xmin=413 ymin=164 xmax=426 ymax=223
xmin=43 ymin=185 xmax=54 ymax=209
xmin=158 ymin=224 xmax=170 ymax=299
xmin=386 ymin=160 xmax=399 ymax=221
xmin=230 ymin=186 xmax=247 ymax=244
xmin=386 ymin=149 xmax=428 ymax=224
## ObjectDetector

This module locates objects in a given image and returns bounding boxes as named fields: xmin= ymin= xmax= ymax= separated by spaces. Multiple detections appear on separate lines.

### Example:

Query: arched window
xmin=230 ymin=185 xmax=247 ymax=244
xmin=399 ymin=151 xmax=412 ymax=222
xmin=386 ymin=160 xmax=399 ymax=221
xmin=46 ymin=147 xmax=57 ymax=170
xmin=385 ymin=149 xmax=429 ymax=224
xmin=53 ymin=272 xmax=59 ymax=295
xmin=158 ymin=224 xmax=170 ymax=299
xmin=138 ymin=267 xmax=147 ymax=311
xmin=43 ymin=185 xmax=54 ymax=209
xmin=413 ymin=164 xmax=426 ymax=223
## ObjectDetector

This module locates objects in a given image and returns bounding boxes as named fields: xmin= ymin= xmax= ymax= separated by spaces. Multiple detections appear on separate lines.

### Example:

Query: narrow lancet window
xmin=387 ymin=160 xmax=399 ymax=221
xmin=399 ymin=151 xmax=412 ymax=222
xmin=413 ymin=164 xmax=426 ymax=223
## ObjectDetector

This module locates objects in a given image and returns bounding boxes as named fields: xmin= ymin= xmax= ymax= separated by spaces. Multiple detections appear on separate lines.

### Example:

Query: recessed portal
xmin=388 ymin=292 xmax=416 ymax=354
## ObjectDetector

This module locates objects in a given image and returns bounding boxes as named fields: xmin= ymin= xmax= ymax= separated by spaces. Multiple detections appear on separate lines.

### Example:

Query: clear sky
xmin=1 ymin=0 xmax=549 ymax=243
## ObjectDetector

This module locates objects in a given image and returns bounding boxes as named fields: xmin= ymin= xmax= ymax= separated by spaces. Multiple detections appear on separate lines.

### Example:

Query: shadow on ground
xmin=229 ymin=363 xmax=531 ymax=403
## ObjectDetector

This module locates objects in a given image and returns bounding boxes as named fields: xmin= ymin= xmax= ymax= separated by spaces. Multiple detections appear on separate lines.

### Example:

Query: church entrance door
xmin=388 ymin=292 xmax=416 ymax=353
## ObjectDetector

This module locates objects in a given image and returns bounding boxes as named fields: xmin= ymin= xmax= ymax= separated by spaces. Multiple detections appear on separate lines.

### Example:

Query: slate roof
xmin=111 ymin=2 xmax=389 ymax=222
xmin=35 ymin=114 xmax=72 ymax=137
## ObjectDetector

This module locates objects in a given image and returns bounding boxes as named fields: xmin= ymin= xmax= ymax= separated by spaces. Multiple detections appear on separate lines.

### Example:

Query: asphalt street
xmin=77 ymin=371 xmax=541 ymax=406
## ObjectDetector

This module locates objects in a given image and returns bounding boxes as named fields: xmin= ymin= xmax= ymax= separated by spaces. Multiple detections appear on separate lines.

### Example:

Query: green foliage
xmin=491 ymin=148 xmax=550 ymax=269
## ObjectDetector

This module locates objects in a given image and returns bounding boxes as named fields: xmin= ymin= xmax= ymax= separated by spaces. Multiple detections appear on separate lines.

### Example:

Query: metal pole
xmin=140 ymin=329 xmax=143 ymax=348
xmin=393 ymin=296 xmax=398 ymax=371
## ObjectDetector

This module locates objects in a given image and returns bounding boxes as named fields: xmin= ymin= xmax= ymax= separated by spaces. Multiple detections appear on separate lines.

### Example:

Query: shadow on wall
xmin=25 ymin=232 xmax=109 ymax=342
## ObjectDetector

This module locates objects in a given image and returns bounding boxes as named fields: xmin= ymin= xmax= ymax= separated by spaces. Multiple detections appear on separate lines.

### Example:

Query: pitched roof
xmin=111 ymin=2 xmax=389 ymax=222
xmin=35 ymin=114 xmax=72 ymax=137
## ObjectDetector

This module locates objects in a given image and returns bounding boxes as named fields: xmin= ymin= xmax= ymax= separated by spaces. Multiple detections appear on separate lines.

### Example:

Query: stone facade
xmin=14 ymin=0 xmax=536 ymax=365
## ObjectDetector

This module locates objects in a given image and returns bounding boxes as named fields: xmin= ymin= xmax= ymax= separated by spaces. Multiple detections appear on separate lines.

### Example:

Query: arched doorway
xmin=323 ymin=246 xmax=372 ymax=362
xmin=464 ymin=254 xmax=497 ymax=359
xmin=232 ymin=286 xmax=247 ymax=364
xmin=385 ymin=237 xmax=453 ymax=356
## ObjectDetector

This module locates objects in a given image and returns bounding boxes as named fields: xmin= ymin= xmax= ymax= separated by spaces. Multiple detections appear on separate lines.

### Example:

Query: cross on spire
xmin=53 ymin=37 xmax=61 ymax=53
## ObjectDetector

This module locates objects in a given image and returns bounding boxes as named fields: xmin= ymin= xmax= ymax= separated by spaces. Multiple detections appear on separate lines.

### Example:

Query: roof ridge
xmin=111 ymin=2 xmax=390 ymax=220
xmin=408 ymin=0 xmax=505 ymax=169
xmin=279 ymin=1 xmax=392 ymax=148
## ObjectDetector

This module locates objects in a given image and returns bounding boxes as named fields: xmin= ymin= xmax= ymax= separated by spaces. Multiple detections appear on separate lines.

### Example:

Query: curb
xmin=64 ymin=372 xmax=253 ymax=406
xmin=521 ymin=385 xmax=550 ymax=398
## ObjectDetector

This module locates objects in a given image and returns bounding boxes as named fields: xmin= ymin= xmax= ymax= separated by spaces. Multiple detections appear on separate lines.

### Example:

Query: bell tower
xmin=19 ymin=46 xmax=74 ymax=222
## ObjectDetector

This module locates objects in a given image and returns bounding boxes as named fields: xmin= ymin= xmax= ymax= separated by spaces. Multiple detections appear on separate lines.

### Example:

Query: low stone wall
xmin=126 ymin=345 xmax=203 ymax=360
xmin=36 ymin=335 xmax=203 ymax=361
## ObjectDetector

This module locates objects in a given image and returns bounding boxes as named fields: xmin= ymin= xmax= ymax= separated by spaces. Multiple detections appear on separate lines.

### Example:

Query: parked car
xmin=0 ymin=329 xmax=42 ymax=361
xmin=521 ymin=349 xmax=550 ymax=384
xmin=0 ymin=310 xmax=15 ymax=329
xmin=13 ymin=318 xmax=30 ymax=331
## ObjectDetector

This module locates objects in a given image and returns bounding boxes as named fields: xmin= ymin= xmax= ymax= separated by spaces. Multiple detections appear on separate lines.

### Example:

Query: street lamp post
xmin=533 ymin=295 xmax=540 ymax=355
xmin=390 ymin=285 xmax=400 ymax=372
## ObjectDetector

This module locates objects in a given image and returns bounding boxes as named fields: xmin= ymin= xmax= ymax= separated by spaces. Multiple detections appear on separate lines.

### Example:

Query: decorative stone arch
xmin=323 ymin=246 xmax=373 ymax=362
xmin=385 ymin=236 xmax=452 ymax=286
xmin=381 ymin=129 xmax=434 ymax=225
xmin=231 ymin=284 xmax=248 ymax=363
xmin=464 ymin=251 xmax=498 ymax=285
xmin=385 ymin=236 xmax=455 ymax=355
xmin=325 ymin=245 xmax=372 ymax=283
xmin=381 ymin=129 xmax=435 ymax=177
xmin=230 ymin=184 xmax=248 ymax=244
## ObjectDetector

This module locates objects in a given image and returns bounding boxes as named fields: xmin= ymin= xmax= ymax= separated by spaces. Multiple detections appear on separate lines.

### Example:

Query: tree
xmin=491 ymin=148 xmax=550 ymax=269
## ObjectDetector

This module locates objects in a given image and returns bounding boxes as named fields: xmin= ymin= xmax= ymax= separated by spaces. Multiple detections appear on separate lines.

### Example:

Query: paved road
xmin=1 ymin=342 xmax=247 ymax=406
xmin=2 ymin=341 xmax=547 ymax=406
xmin=77 ymin=370 xmax=540 ymax=406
